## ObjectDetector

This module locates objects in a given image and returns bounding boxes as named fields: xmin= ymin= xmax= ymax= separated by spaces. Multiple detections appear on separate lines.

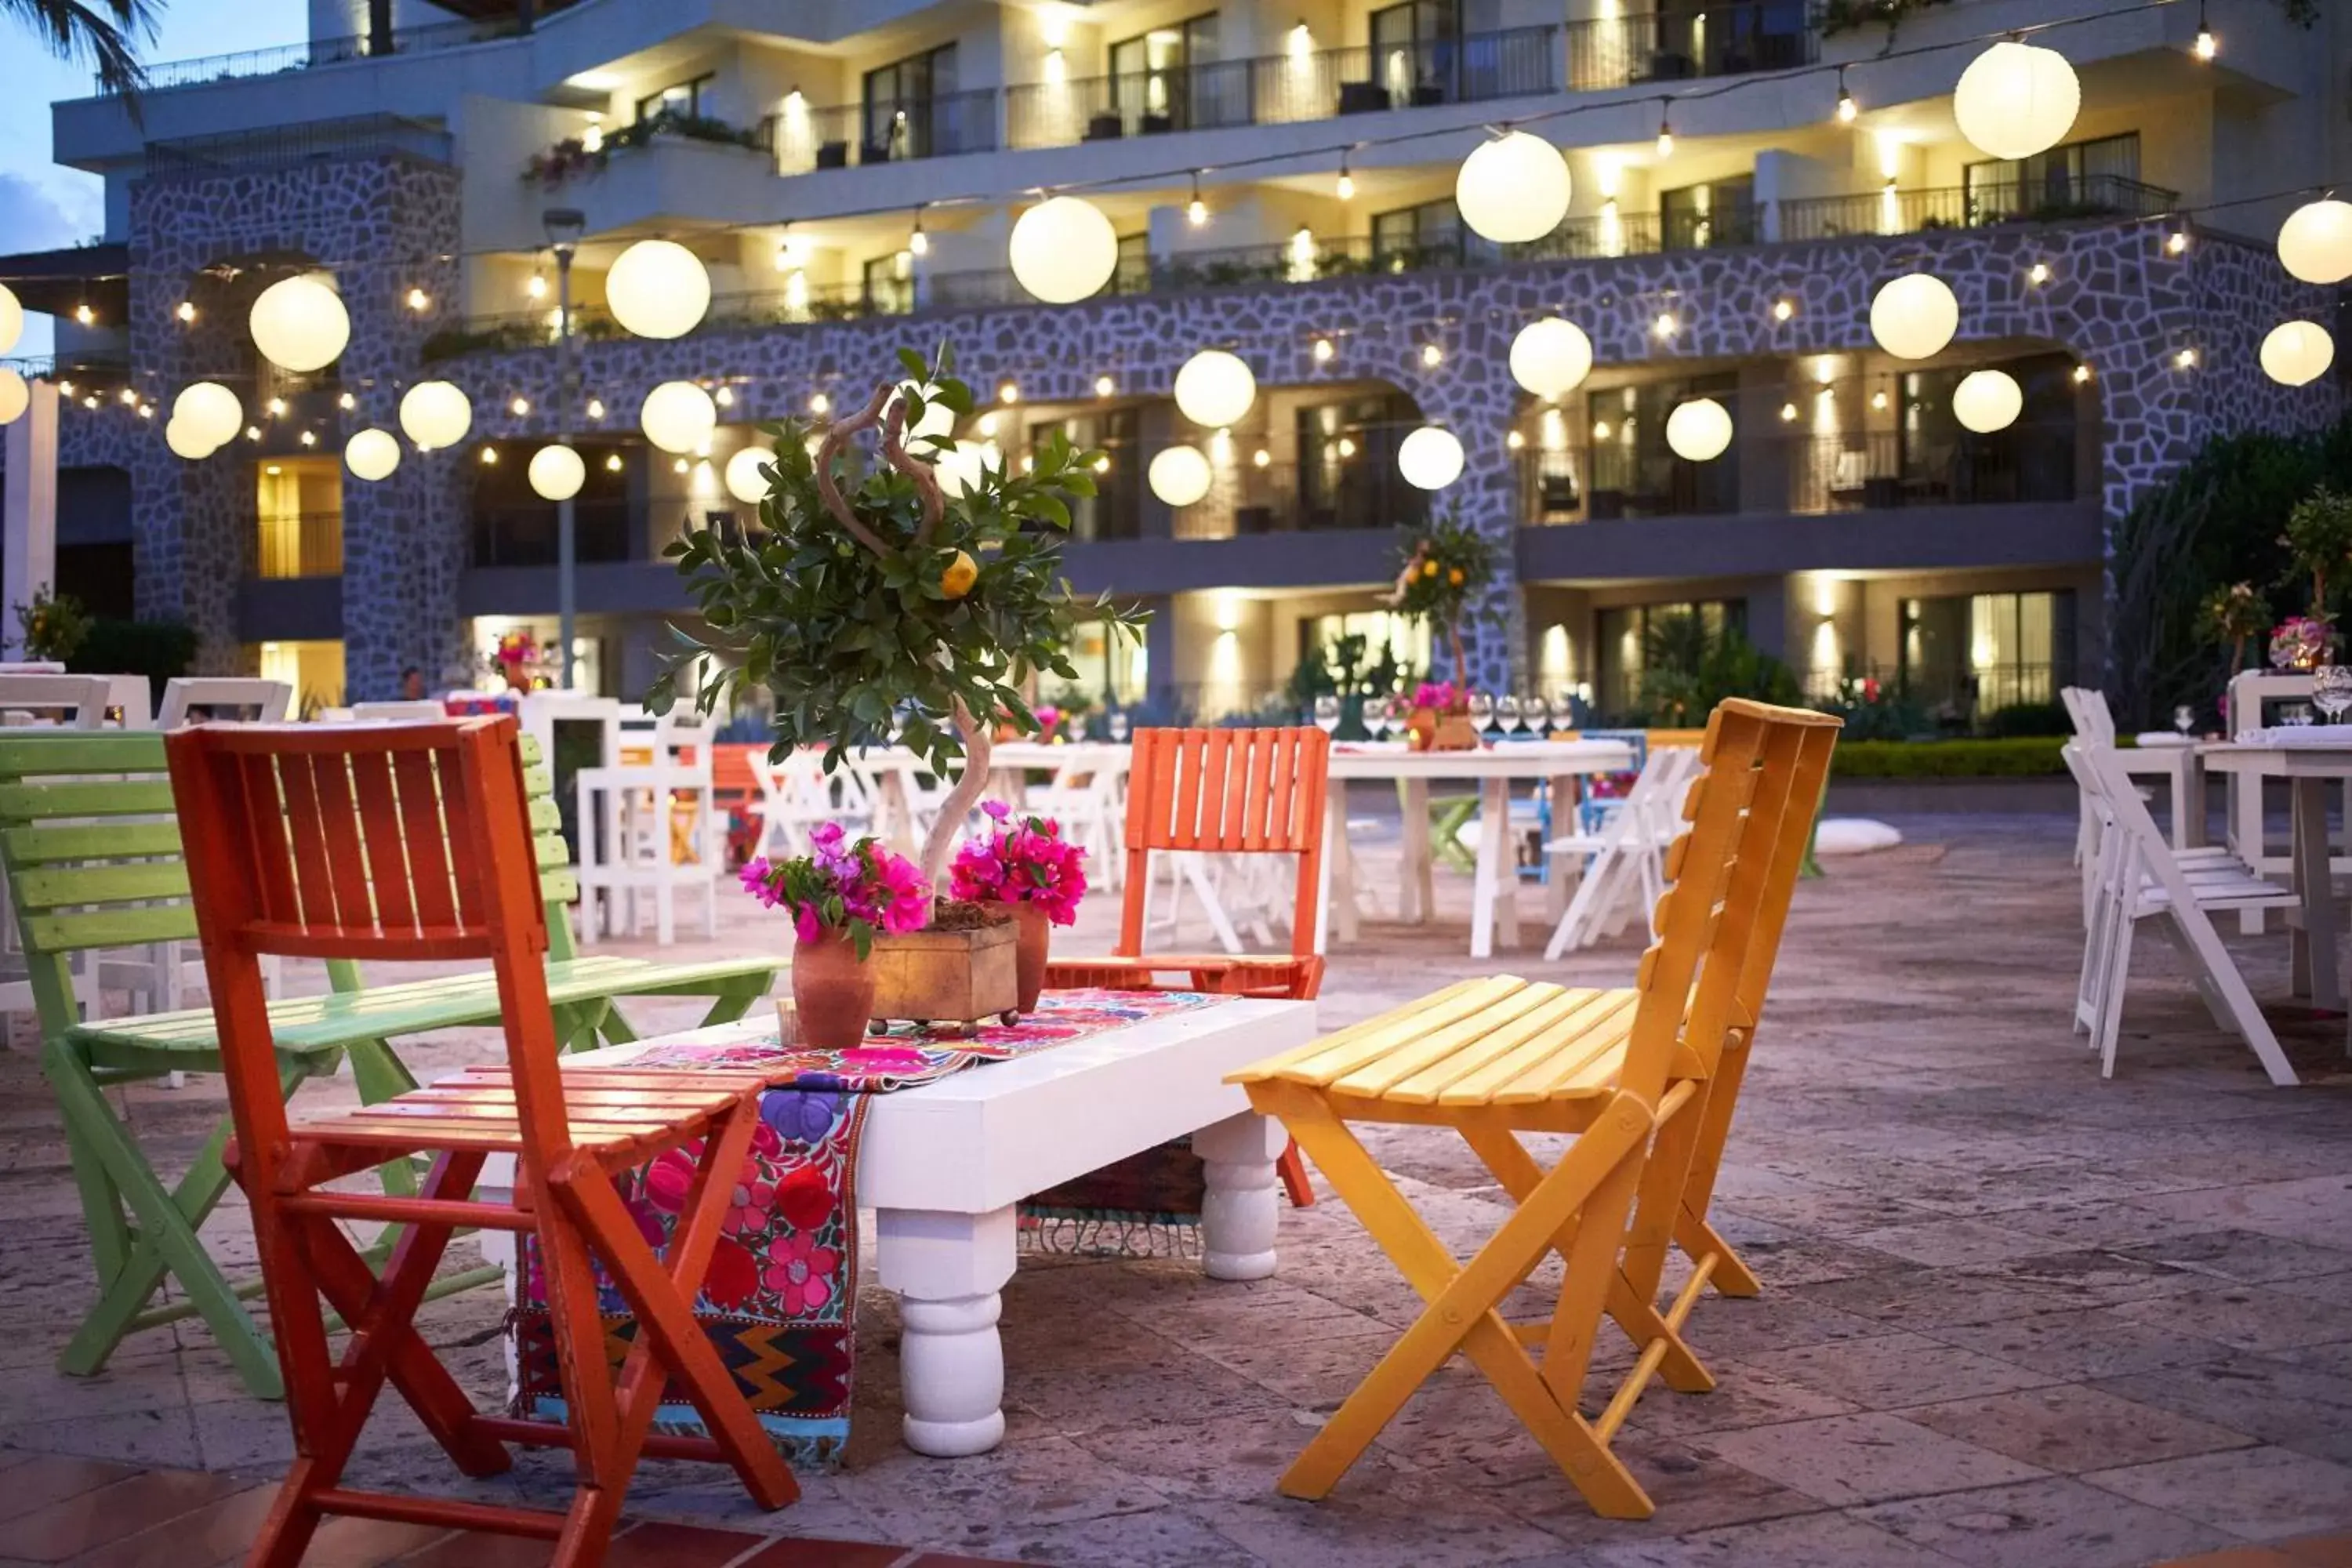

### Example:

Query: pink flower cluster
xmin=1413 ymin=681 xmax=1465 ymax=713
xmin=949 ymin=800 xmax=1089 ymax=925
xmin=741 ymin=822 xmax=931 ymax=947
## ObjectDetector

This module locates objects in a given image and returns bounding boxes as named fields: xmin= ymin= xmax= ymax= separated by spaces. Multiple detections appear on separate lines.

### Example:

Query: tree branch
xmin=878 ymin=398 xmax=948 ymax=550
xmin=918 ymin=698 xmax=993 ymax=887
xmin=811 ymin=382 xmax=895 ymax=559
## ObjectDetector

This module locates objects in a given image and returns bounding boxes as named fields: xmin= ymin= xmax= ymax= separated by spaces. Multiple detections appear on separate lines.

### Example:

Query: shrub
xmin=66 ymin=618 xmax=198 ymax=707
xmin=1830 ymin=739 xmax=2067 ymax=779
xmin=1979 ymin=699 xmax=2071 ymax=738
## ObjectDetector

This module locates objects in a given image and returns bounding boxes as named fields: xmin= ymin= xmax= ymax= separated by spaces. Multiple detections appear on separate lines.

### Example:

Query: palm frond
xmin=1 ymin=0 xmax=164 ymax=106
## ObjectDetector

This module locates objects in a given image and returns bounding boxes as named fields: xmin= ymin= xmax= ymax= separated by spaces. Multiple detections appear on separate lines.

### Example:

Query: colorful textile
xmin=511 ymin=988 xmax=1223 ymax=1462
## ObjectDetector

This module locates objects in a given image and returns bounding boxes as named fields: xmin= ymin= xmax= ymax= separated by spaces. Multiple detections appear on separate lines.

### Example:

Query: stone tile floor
xmin=3 ymin=810 xmax=2352 ymax=1565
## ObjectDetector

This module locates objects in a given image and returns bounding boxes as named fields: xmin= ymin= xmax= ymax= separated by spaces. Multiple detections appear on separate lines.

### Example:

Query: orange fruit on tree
xmin=941 ymin=550 xmax=978 ymax=598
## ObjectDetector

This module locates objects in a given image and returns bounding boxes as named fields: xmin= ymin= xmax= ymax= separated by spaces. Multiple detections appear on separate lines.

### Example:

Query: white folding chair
xmin=576 ymin=713 xmax=722 ymax=946
xmin=158 ymin=677 xmax=293 ymax=728
xmin=2065 ymin=741 xmax=2299 ymax=1084
xmin=1541 ymin=746 xmax=1699 ymax=958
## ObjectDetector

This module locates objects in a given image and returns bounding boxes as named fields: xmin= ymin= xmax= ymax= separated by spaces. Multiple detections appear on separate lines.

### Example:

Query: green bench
xmin=0 ymin=729 xmax=779 ymax=1397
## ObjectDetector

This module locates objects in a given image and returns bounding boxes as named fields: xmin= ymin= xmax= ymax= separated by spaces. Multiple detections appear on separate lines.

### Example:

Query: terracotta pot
xmin=1406 ymin=706 xmax=1437 ymax=750
xmin=793 ymin=930 xmax=876 ymax=1050
xmin=1000 ymin=902 xmax=1050 ymax=1012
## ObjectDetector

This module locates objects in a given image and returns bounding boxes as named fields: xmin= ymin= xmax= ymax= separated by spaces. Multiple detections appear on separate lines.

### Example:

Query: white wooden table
xmin=1323 ymin=740 xmax=1636 ymax=959
xmin=2200 ymin=736 xmax=2352 ymax=1020
xmin=485 ymin=994 xmax=1316 ymax=1457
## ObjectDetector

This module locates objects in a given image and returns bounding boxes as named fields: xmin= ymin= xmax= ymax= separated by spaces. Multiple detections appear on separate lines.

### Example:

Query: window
xmin=636 ymin=72 xmax=713 ymax=122
xmin=1965 ymin=132 xmax=2140 ymax=220
xmin=1594 ymin=600 xmax=1747 ymax=720
xmin=1369 ymin=0 xmax=1458 ymax=104
xmin=256 ymin=641 xmax=347 ymax=710
xmin=864 ymin=44 xmax=958 ymax=159
xmin=1659 ymin=176 xmax=1757 ymax=251
xmin=1294 ymin=394 xmax=1428 ymax=532
xmin=1069 ymin=619 xmax=1149 ymax=706
xmin=1110 ymin=15 xmax=1218 ymax=130
xmin=1113 ymin=231 xmax=1150 ymax=294
xmin=1584 ymin=375 xmax=1740 ymax=520
xmin=862 ymin=252 xmax=914 ymax=315
xmin=254 ymin=457 xmax=343 ymax=579
xmin=1302 ymin=611 xmax=1431 ymax=682
xmin=1896 ymin=352 xmax=2078 ymax=505
xmin=1900 ymin=590 xmax=2076 ymax=717
xmin=1371 ymin=198 xmax=1492 ymax=272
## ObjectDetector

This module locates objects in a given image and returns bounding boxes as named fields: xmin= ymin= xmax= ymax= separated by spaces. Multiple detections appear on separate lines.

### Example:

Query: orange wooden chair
xmin=167 ymin=717 xmax=794 ymax=1568
xmin=1044 ymin=727 xmax=1331 ymax=1206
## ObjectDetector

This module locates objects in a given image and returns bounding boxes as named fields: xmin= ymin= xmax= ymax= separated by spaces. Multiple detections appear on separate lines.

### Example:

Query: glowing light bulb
xmin=713 ymin=385 xmax=734 ymax=408
xmin=1653 ymin=312 xmax=1677 ymax=338
xmin=1505 ymin=430 xmax=1525 ymax=451
xmin=1253 ymin=448 xmax=1271 ymax=468
xmin=338 ymin=391 xmax=356 ymax=410
xmin=1773 ymin=299 xmax=1795 ymax=321
xmin=809 ymin=392 xmax=830 ymax=416
xmin=527 ymin=274 xmax=547 ymax=300
xmin=586 ymin=397 xmax=605 ymax=419
xmin=1189 ymin=197 xmax=1208 ymax=226
xmin=74 ymin=303 xmax=94 ymax=325
xmin=998 ymin=380 xmax=1019 ymax=405
xmin=2167 ymin=230 xmax=2189 ymax=255
xmin=1312 ymin=337 xmax=1334 ymax=363
xmin=406 ymin=287 xmax=430 ymax=311
xmin=1780 ymin=403 xmax=1798 ymax=421
xmin=1421 ymin=343 xmax=1443 ymax=368
xmin=605 ymin=453 xmax=623 ymax=471
xmin=510 ymin=396 xmax=531 ymax=416
xmin=1592 ymin=420 xmax=1612 ymax=440
xmin=2176 ymin=347 xmax=2198 ymax=369
xmin=1095 ymin=375 xmax=1116 ymax=397
xmin=176 ymin=301 xmax=196 ymax=323
xmin=480 ymin=446 xmax=499 ymax=464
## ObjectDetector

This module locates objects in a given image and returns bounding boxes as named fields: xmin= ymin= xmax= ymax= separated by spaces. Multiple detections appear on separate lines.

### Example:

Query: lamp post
xmin=543 ymin=206 xmax=585 ymax=689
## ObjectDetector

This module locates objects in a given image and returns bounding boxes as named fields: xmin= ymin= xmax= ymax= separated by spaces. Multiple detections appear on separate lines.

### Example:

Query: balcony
xmin=1006 ymin=7 xmax=1809 ymax=151
xmin=256 ymin=511 xmax=343 ymax=579
xmin=143 ymin=114 xmax=452 ymax=178
xmin=1777 ymin=175 xmax=2179 ymax=242
xmin=1781 ymin=427 xmax=2077 ymax=513
xmin=775 ymin=92 xmax=1000 ymax=174
xmin=92 ymin=15 xmax=526 ymax=94
xmin=1168 ymin=455 xmax=1432 ymax=542
xmin=471 ymin=500 xmax=635 ymax=568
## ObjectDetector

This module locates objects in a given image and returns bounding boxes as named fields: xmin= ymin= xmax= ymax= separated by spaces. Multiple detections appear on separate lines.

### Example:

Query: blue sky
xmin=2 ymin=0 xmax=307 ymax=354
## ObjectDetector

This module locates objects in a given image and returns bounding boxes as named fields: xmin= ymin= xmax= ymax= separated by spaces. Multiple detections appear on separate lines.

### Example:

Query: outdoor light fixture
xmin=527 ymin=273 xmax=547 ymax=300
xmin=249 ymin=275 xmax=349 ymax=373
xmin=74 ymin=303 xmax=94 ymax=325
xmin=1421 ymin=343 xmax=1443 ymax=368
xmin=2194 ymin=4 xmax=2216 ymax=60
xmin=1655 ymin=100 xmax=1674 ymax=159
xmin=1870 ymin=273 xmax=1958 ymax=359
xmin=0 ymin=285 xmax=20 ymax=354
xmin=118 ymin=387 xmax=137 ymax=405
xmin=528 ymin=444 xmax=586 ymax=501
xmin=165 ymin=419 xmax=212 ymax=458
xmin=1396 ymin=426 xmax=1465 ymax=490
xmin=809 ymin=392 xmax=830 ymax=415
xmin=1457 ymin=129 xmax=1570 ymax=244
xmin=176 ymin=301 xmax=196 ymax=323
xmin=297 ymin=428 xmax=314 ymax=444
xmin=998 ymin=380 xmax=1020 ymax=405
xmin=713 ymin=385 xmax=734 ymax=408
xmin=909 ymin=208 xmax=929 ymax=258
xmin=724 ymin=446 xmax=774 ymax=503
xmin=1336 ymin=151 xmax=1356 ymax=201
xmin=1189 ymin=172 xmax=1208 ymax=227
xmin=2028 ymin=262 xmax=2050 ymax=284
xmin=344 ymin=428 xmax=399 ymax=481
xmin=1773 ymin=299 xmax=1795 ymax=321
xmin=2167 ymin=230 xmax=2190 ymax=255
xmin=2278 ymin=198 xmax=2352 ymax=284
xmin=1095 ymin=375 xmax=1116 ymax=397
xmin=641 ymin=380 xmax=717 ymax=453
xmin=2176 ymin=347 xmax=2198 ymax=368
xmin=1835 ymin=67 xmax=1857 ymax=123
xmin=2073 ymin=363 xmax=2094 ymax=384
xmin=245 ymin=424 xmax=260 ymax=439
xmin=586 ymin=397 xmax=605 ymax=419
xmin=1665 ymin=398 xmax=1733 ymax=462
xmin=406 ymin=287 xmax=430 ymax=311
xmin=1780 ymin=402 xmax=1798 ymax=422
xmin=605 ymin=452 xmax=623 ymax=472
xmin=1509 ymin=318 xmax=1592 ymax=399
xmin=1008 ymin=195 xmax=1119 ymax=303
xmin=479 ymin=446 xmax=499 ymax=464
xmin=606 ymin=239 xmax=711 ymax=338
xmin=399 ymin=380 xmax=473 ymax=450
xmin=1254 ymin=448 xmax=1271 ymax=467
xmin=1174 ymin=350 xmax=1256 ymax=427
xmin=267 ymin=397 xmax=287 ymax=416
xmin=2261 ymin=321 xmax=2336 ymax=387
xmin=338 ymin=391 xmax=356 ymax=410
xmin=1312 ymin=337 xmax=1334 ymax=363
xmin=511 ymin=397 xmax=531 ymax=416
xmin=1952 ymin=369 xmax=2023 ymax=431
xmin=1149 ymin=445 xmax=1212 ymax=506
xmin=1653 ymin=312 xmax=1677 ymax=338
xmin=1953 ymin=38 xmax=2080 ymax=162
xmin=1505 ymin=430 xmax=1525 ymax=451
xmin=172 ymin=383 xmax=241 ymax=449
xmin=1593 ymin=420 xmax=1612 ymax=440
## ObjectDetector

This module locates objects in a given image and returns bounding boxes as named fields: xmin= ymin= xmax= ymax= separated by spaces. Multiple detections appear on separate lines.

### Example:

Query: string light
xmin=1188 ymin=172 xmax=1207 ymax=227
xmin=1780 ymin=402 xmax=1798 ymax=421
xmin=1312 ymin=337 xmax=1334 ymax=363
xmin=2176 ymin=346 xmax=2198 ymax=368
xmin=479 ymin=446 xmax=499 ymax=464
xmin=267 ymin=397 xmax=287 ymax=416
xmin=998 ymin=379 xmax=1020 ymax=404
xmin=2166 ymin=230 xmax=2190 ymax=255
xmin=674 ymin=456 xmax=690 ymax=473
xmin=82 ymin=396 xmax=99 ymax=410
xmin=510 ymin=396 xmax=531 ymax=416
xmin=74 ymin=303 xmax=94 ymax=325
xmin=909 ymin=207 xmax=929 ymax=258
xmin=175 ymin=301 xmax=196 ymax=323
xmin=137 ymin=405 xmax=154 ymax=419
xmin=2074 ymin=363 xmax=2095 ymax=383
xmin=245 ymin=424 xmax=260 ymax=440
xmin=1253 ymin=448 xmax=1271 ymax=467
xmin=1653 ymin=311 xmax=1677 ymax=338
xmin=713 ymin=385 xmax=734 ymax=407
xmin=586 ymin=397 xmax=605 ymax=419
xmin=809 ymin=392 xmax=830 ymax=415
xmin=406 ymin=287 xmax=430 ymax=311
xmin=298 ymin=429 xmax=316 ymax=445
xmin=338 ymin=391 xmax=356 ymax=410
xmin=2028 ymin=262 xmax=2050 ymax=284
xmin=1420 ymin=343 xmax=1443 ymax=368
xmin=1505 ymin=430 xmax=1525 ymax=451
xmin=1772 ymin=299 xmax=1795 ymax=321
xmin=1593 ymin=419 xmax=1612 ymax=440
xmin=118 ymin=387 xmax=137 ymax=405
xmin=527 ymin=273 xmax=547 ymax=300
xmin=1835 ymin=66 xmax=1857 ymax=124
xmin=1656 ymin=100 xmax=1674 ymax=159
xmin=605 ymin=452 xmax=624 ymax=471
xmin=1336 ymin=151 xmax=1355 ymax=201
xmin=1094 ymin=375 xmax=1116 ymax=397
xmin=2193 ymin=2 xmax=2216 ymax=59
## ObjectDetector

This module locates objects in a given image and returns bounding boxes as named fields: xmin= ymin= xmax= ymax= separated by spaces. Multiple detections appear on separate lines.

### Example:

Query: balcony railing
xmin=145 ymin=114 xmax=452 ymax=177
xmin=1169 ymin=458 xmax=1431 ymax=540
xmin=470 ymin=501 xmax=634 ymax=569
xmin=775 ymin=91 xmax=1000 ymax=173
xmin=94 ymin=15 xmax=525 ymax=94
xmin=1006 ymin=9 xmax=1805 ymax=149
xmin=1777 ymin=175 xmax=2179 ymax=242
xmin=256 ymin=512 xmax=343 ymax=579
xmin=1782 ymin=427 xmax=2077 ymax=513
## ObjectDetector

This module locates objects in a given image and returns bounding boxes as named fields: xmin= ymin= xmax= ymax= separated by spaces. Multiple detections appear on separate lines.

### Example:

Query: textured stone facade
xmin=58 ymin=187 xmax=2343 ymax=696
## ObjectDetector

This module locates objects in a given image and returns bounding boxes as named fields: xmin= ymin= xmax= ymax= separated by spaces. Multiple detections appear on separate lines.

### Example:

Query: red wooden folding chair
xmin=168 ymin=717 xmax=794 ymax=1567
xmin=1044 ymin=727 xmax=1331 ymax=1205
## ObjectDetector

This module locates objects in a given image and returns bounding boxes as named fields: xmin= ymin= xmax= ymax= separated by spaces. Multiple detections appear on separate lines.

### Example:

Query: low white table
xmin=485 ymin=994 xmax=1316 ymax=1457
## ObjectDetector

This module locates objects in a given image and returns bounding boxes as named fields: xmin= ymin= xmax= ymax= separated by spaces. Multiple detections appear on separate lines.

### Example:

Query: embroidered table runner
xmin=510 ymin=987 xmax=1225 ymax=1462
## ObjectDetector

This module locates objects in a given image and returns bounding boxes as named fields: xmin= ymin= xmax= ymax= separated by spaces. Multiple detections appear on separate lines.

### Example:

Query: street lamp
xmin=543 ymin=207 xmax=586 ymax=689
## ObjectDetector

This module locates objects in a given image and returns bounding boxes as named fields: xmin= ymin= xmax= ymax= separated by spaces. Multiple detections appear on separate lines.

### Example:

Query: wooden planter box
xmin=869 ymin=915 xmax=1020 ymax=1033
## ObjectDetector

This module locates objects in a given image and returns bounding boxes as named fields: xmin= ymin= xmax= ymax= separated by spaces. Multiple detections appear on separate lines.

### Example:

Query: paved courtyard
xmin=2 ymin=810 xmax=2351 ymax=1566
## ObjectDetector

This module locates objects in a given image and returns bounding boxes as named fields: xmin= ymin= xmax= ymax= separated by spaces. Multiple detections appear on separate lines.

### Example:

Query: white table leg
xmin=1194 ymin=1110 xmax=1283 ymax=1282
xmin=1469 ymin=776 xmax=1509 ymax=959
xmin=2179 ymin=756 xmax=2208 ymax=849
xmin=1401 ymin=777 xmax=1432 ymax=925
xmin=2290 ymin=774 xmax=2342 ymax=1009
xmin=1327 ymin=781 xmax=1360 ymax=945
xmin=877 ymin=1206 xmax=1017 ymax=1457
xmin=1490 ymin=776 xmax=1520 ymax=952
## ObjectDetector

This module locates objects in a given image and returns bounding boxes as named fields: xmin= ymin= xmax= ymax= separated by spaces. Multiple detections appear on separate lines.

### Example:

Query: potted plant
xmin=2280 ymin=483 xmax=2352 ymax=631
xmin=2199 ymin=581 xmax=2272 ymax=684
xmin=1404 ymin=679 xmax=1479 ymax=750
xmin=739 ymin=826 xmax=931 ymax=1047
xmin=652 ymin=344 xmax=1146 ymax=1029
xmin=1388 ymin=512 xmax=1494 ymax=749
xmin=950 ymin=799 xmax=1088 ymax=1011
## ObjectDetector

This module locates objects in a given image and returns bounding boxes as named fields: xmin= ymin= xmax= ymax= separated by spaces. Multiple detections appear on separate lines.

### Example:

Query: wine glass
xmin=2315 ymin=666 xmax=2352 ymax=724
xmin=1363 ymin=696 xmax=1391 ymax=741
xmin=1108 ymin=709 xmax=1131 ymax=743
xmin=1466 ymin=691 xmax=1495 ymax=736
xmin=1313 ymin=693 xmax=1342 ymax=734
xmin=1494 ymin=693 xmax=1522 ymax=737
xmin=2172 ymin=704 xmax=2196 ymax=739
xmin=1523 ymin=693 xmax=1552 ymax=737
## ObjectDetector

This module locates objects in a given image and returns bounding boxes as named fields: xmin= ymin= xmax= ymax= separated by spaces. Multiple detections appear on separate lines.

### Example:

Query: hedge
xmin=1830 ymin=738 xmax=2068 ymax=779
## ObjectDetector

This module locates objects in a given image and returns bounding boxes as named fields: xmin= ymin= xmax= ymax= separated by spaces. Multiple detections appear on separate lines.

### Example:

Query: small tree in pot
xmin=650 ymin=346 xmax=1146 ymax=1036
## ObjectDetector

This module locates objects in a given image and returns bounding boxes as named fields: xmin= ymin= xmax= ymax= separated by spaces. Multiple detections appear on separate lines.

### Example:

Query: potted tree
xmin=652 ymin=345 xmax=1145 ymax=1035
xmin=2278 ymin=485 xmax=2352 ymax=670
xmin=1386 ymin=511 xmax=1494 ymax=749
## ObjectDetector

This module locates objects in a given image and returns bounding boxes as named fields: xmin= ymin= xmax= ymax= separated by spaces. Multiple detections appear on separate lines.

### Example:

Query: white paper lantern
xmin=249 ymin=274 xmax=350 ymax=374
xmin=1397 ymin=426 xmax=1465 ymax=491
xmin=604 ymin=239 xmax=710 ymax=339
xmin=0 ymin=369 xmax=26 ymax=427
xmin=171 ymin=381 xmax=242 ymax=449
xmin=344 ymin=426 xmax=401 ymax=481
xmin=1008 ymin=197 xmax=1120 ymax=304
xmin=1664 ymin=398 xmax=1733 ymax=462
xmin=1456 ymin=132 xmax=1571 ymax=245
xmin=1148 ymin=445 xmax=1213 ymax=507
xmin=528 ymin=444 xmax=586 ymax=502
xmin=641 ymin=380 xmax=717 ymax=454
xmin=724 ymin=445 xmax=775 ymax=504
xmin=2261 ymin=321 xmax=2336 ymax=387
xmin=1871 ymin=273 xmax=1959 ymax=361
xmin=1172 ymin=350 xmax=1256 ymax=428
xmin=0 ymin=284 xmax=20 ymax=356
xmin=1508 ymin=318 xmax=1594 ymax=400
xmin=398 ymin=379 xmax=473 ymax=450
xmin=887 ymin=382 xmax=957 ymax=445
xmin=1952 ymin=39 xmax=2080 ymax=162
xmin=1951 ymin=369 xmax=2024 ymax=433
xmin=935 ymin=441 xmax=997 ymax=499
xmin=165 ymin=417 xmax=214 ymax=460
xmin=2278 ymin=199 xmax=2352 ymax=286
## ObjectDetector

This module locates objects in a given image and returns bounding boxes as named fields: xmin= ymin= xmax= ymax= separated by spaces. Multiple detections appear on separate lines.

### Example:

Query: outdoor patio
xmin=2 ymin=808 xmax=2349 ymax=1566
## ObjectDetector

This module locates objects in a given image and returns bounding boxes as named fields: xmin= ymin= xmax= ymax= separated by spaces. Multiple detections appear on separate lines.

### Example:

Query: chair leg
xmin=1276 ymin=1141 xmax=1315 ymax=1207
xmin=42 ymin=1041 xmax=286 ymax=1397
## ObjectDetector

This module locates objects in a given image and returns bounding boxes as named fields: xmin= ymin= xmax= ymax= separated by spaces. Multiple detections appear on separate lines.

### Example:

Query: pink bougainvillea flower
xmin=949 ymin=808 xmax=1089 ymax=925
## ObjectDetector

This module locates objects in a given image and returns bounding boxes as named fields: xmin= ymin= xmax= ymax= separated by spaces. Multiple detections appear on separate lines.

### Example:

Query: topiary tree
xmin=648 ymin=344 xmax=1147 ymax=888
xmin=2197 ymin=582 xmax=2272 ymax=683
xmin=1387 ymin=510 xmax=1496 ymax=688
xmin=2282 ymin=485 xmax=2352 ymax=618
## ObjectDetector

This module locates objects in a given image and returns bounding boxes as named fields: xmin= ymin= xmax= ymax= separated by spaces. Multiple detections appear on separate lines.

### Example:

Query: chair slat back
xmin=1118 ymin=728 xmax=1330 ymax=960
xmin=158 ymin=678 xmax=294 ymax=728
xmin=0 ymin=674 xmax=115 ymax=729
xmin=170 ymin=717 xmax=575 ymax=1175
xmin=1617 ymin=699 xmax=1840 ymax=1105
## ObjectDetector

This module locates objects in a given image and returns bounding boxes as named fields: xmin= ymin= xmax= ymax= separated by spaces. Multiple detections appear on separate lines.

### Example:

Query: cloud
xmin=0 ymin=169 xmax=100 ymax=256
